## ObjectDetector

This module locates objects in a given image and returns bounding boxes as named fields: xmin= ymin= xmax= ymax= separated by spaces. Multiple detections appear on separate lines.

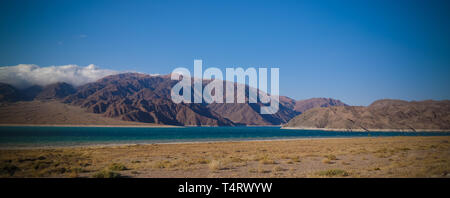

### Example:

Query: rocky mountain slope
xmin=0 ymin=73 xmax=348 ymax=126
xmin=293 ymin=97 xmax=347 ymax=113
xmin=0 ymin=100 xmax=163 ymax=126
xmin=63 ymin=73 xmax=235 ymax=126
xmin=284 ymin=99 xmax=450 ymax=131
xmin=0 ymin=83 xmax=21 ymax=102
xmin=35 ymin=82 xmax=76 ymax=100
xmin=0 ymin=82 xmax=76 ymax=102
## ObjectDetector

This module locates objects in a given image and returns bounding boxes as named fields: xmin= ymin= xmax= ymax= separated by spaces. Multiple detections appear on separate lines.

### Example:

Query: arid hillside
xmin=284 ymin=99 xmax=450 ymax=131
xmin=0 ymin=100 xmax=162 ymax=126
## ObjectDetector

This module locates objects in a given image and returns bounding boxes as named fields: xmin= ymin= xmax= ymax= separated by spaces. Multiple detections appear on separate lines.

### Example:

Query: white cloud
xmin=0 ymin=64 xmax=122 ymax=89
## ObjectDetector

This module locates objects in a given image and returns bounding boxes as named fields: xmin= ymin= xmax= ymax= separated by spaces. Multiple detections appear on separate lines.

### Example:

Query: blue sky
xmin=1 ymin=0 xmax=449 ymax=105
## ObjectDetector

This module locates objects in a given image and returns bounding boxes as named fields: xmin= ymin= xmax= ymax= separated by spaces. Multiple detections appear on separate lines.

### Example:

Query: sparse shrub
xmin=108 ymin=163 xmax=127 ymax=171
xmin=341 ymin=161 xmax=350 ymax=165
xmin=229 ymin=157 xmax=244 ymax=163
xmin=152 ymin=160 xmax=171 ymax=169
xmin=273 ymin=166 xmax=285 ymax=172
xmin=92 ymin=170 xmax=121 ymax=178
xmin=322 ymin=159 xmax=333 ymax=164
xmin=195 ymin=158 xmax=210 ymax=164
xmin=208 ymin=159 xmax=225 ymax=170
xmin=318 ymin=169 xmax=349 ymax=177
xmin=37 ymin=156 xmax=46 ymax=160
xmin=0 ymin=164 xmax=19 ymax=176
xmin=70 ymin=167 xmax=85 ymax=173
xmin=258 ymin=167 xmax=271 ymax=174
xmin=396 ymin=147 xmax=411 ymax=151
xmin=52 ymin=167 xmax=67 ymax=174
xmin=291 ymin=156 xmax=301 ymax=162
xmin=259 ymin=155 xmax=276 ymax=165
xmin=324 ymin=154 xmax=337 ymax=160
xmin=33 ymin=161 xmax=52 ymax=170
xmin=68 ymin=172 xmax=79 ymax=178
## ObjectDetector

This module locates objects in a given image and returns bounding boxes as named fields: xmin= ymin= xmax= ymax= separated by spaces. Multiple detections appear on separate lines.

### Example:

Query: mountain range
xmin=0 ymin=73 xmax=347 ymax=126
xmin=284 ymin=99 xmax=450 ymax=131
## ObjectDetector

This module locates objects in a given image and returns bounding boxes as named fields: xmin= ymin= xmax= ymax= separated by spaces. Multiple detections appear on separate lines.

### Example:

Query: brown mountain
xmin=0 ymin=100 xmax=164 ymax=126
xmin=35 ymin=82 xmax=76 ymax=100
xmin=203 ymin=83 xmax=299 ymax=125
xmin=207 ymin=102 xmax=297 ymax=125
xmin=0 ymin=73 xmax=346 ymax=126
xmin=63 ymin=73 xmax=235 ymax=126
xmin=20 ymin=85 xmax=43 ymax=101
xmin=284 ymin=99 xmax=450 ymax=131
xmin=0 ymin=83 xmax=21 ymax=102
xmin=278 ymin=96 xmax=347 ymax=113
xmin=293 ymin=97 xmax=347 ymax=113
xmin=63 ymin=73 xmax=305 ymax=126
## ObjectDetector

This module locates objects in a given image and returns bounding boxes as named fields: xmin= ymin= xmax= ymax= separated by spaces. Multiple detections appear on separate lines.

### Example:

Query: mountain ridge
xmin=284 ymin=99 xmax=450 ymax=131
xmin=0 ymin=72 xmax=348 ymax=126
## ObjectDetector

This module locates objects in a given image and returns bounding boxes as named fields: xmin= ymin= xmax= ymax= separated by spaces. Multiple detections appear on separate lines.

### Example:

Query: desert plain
xmin=0 ymin=136 xmax=449 ymax=178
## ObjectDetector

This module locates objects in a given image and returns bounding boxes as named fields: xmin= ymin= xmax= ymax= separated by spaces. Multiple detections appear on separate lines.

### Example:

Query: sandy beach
xmin=0 ymin=136 xmax=449 ymax=178
xmin=281 ymin=127 xmax=450 ymax=132
xmin=0 ymin=124 xmax=178 ymax=128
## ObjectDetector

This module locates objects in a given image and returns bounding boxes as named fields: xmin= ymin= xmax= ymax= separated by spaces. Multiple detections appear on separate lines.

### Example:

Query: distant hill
xmin=278 ymin=96 xmax=347 ymax=113
xmin=293 ymin=97 xmax=347 ymax=113
xmin=0 ymin=83 xmax=21 ymax=102
xmin=284 ymin=99 xmax=450 ymax=131
xmin=0 ymin=82 xmax=76 ymax=102
xmin=35 ymin=82 xmax=76 ymax=100
xmin=0 ymin=100 xmax=164 ymax=126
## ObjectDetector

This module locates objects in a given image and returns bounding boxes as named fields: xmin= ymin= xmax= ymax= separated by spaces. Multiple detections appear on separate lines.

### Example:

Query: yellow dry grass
xmin=0 ymin=136 xmax=449 ymax=178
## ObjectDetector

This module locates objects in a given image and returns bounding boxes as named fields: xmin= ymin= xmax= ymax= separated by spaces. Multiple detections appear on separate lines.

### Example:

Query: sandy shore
xmin=0 ymin=124 xmax=178 ymax=128
xmin=0 ymin=136 xmax=449 ymax=178
xmin=282 ymin=126 xmax=450 ymax=132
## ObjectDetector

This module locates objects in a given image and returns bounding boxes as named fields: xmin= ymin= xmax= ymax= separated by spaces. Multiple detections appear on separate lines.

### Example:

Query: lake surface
xmin=0 ymin=126 xmax=449 ymax=148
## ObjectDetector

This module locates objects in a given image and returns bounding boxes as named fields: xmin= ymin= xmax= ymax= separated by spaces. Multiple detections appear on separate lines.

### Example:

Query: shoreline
xmin=2 ymin=135 xmax=450 ymax=150
xmin=281 ymin=126 xmax=450 ymax=132
xmin=1 ymin=124 xmax=448 ymax=132
xmin=0 ymin=123 xmax=180 ymax=128
xmin=0 ymin=137 xmax=371 ymax=150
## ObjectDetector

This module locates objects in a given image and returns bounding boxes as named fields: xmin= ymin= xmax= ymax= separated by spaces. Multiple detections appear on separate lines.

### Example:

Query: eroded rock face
xmin=62 ymin=73 xmax=323 ymax=126
xmin=0 ymin=72 xmax=348 ymax=126
xmin=0 ymin=83 xmax=21 ymax=102
xmin=292 ymin=97 xmax=347 ymax=113
xmin=35 ymin=82 xmax=76 ymax=100
xmin=62 ymin=73 xmax=233 ymax=126
xmin=285 ymin=99 xmax=450 ymax=131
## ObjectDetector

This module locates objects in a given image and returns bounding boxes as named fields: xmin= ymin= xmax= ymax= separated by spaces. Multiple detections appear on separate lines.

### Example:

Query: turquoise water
xmin=0 ymin=126 xmax=449 ymax=148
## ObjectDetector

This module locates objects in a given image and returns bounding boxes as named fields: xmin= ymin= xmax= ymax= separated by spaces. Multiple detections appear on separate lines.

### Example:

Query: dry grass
xmin=108 ymin=163 xmax=127 ymax=171
xmin=208 ymin=159 xmax=226 ymax=171
xmin=317 ymin=169 xmax=349 ymax=177
xmin=0 ymin=136 xmax=449 ymax=178
xmin=92 ymin=170 xmax=121 ymax=178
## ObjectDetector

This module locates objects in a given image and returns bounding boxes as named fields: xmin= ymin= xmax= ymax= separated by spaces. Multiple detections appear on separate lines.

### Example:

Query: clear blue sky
xmin=1 ymin=0 xmax=449 ymax=105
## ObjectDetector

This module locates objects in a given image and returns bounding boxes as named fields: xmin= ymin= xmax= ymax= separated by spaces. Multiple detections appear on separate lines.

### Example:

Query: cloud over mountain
xmin=0 ymin=64 xmax=121 ymax=89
